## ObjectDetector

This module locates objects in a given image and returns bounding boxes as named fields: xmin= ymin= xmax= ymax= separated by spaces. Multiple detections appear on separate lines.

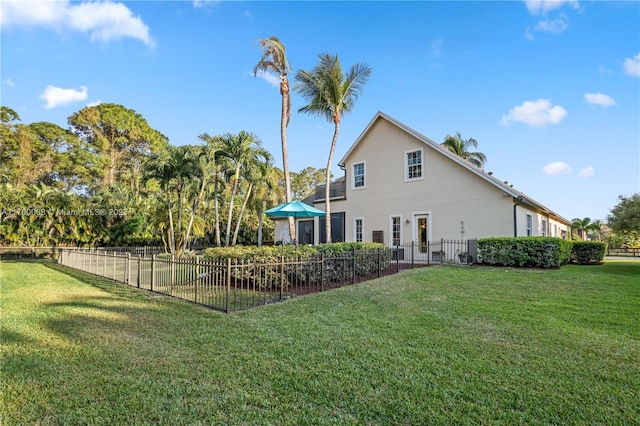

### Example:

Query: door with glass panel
xmin=416 ymin=215 xmax=429 ymax=253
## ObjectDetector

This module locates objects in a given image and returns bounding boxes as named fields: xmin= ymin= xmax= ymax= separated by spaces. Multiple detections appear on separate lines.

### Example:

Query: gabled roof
xmin=338 ymin=111 xmax=570 ymax=225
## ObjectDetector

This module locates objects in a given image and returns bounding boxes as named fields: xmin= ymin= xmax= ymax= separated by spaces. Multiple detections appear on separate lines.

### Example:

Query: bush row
xmin=478 ymin=237 xmax=606 ymax=267
xmin=203 ymin=242 xmax=392 ymax=289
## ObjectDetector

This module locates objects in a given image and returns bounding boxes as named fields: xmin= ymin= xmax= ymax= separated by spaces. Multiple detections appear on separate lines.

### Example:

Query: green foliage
xmin=571 ymin=241 xmax=607 ymax=264
xmin=68 ymin=103 xmax=169 ymax=189
xmin=478 ymin=237 xmax=573 ymax=268
xmin=204 ymin=243 xmax=392 ymax=289
xmin=441 ymin=132 xmax=486 ymax=169
xmin=607 ymin=194 xmax=640 ymax=240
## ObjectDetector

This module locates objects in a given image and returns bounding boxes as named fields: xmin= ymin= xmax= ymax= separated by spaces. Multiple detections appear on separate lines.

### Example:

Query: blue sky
xmin=1 ymin=0 xmax=639 ymax=222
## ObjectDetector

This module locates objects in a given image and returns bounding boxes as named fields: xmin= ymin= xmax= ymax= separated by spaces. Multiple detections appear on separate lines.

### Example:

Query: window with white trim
xmin=354 ymin=218 xmax=363 ymax=242
xmin=405 ymin=149 xmax=423 ymax=181
xmin=391 ymin=216 xmax=401 ymax=246
xmin=542 ymin=219 xmax=547 ymax=237
xmin=526 ymin=214 xmax=532 ymax=236
xmin=352 ymin=162 xmax=365 ymax=189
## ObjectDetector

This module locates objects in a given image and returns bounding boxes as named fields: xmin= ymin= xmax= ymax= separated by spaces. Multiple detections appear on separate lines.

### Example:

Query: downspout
xmin=513 ymin=196 xmax=523 ymax=237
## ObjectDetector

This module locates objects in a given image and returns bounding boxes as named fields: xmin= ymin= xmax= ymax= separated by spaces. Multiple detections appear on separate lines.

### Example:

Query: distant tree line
xmin=0 ymin=104 xmax=329 ymax=254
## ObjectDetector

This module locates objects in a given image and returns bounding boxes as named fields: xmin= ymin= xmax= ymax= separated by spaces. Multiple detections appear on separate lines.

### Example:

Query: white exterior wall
xmin=516 ymin=207 xmax=570 ymax=238
xmin=310 ymin=114 xmax=570 ymax=245
xmin=336 ymin=119 xmax=516 ymax=245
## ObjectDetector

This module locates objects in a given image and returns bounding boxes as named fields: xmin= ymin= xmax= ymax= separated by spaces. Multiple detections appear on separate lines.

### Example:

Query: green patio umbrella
xmin=265 ymin=200 xmax=326 ymax=218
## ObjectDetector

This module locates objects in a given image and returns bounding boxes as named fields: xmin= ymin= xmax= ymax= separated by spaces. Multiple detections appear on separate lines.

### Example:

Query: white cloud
xmin=584 ymin=92 xmax=616 ymax=108
xmin=40 ymin=85 xmax=88 ymax=109
xmin=524 ymin=0 xmax=580 ymax=15
xmin=500 ymin=99 xmax=568 ymax=127
xmin=0 ymin=0 xmax=153 ymax=46
xmin=623 ymin=53 xmax=640 ymax=77
xmin=534 ymin=15 xmax=569 ymax=34
xmin=86 ymin=100 xmax=102 ymax=107
xmin=579 ymin=166 xmax=595 ymax=178
xmin=254 ymin=70 xmax=280 ymax=88
xmin=543 ymin=161 xmax=572 ymax=176
xmin=3 ymin=78 xmax=15 ymax=87
xmin=193 ymin=0 xmax=219 ymax=8
xmin=598 ymin=65 xmax=613 ymax=75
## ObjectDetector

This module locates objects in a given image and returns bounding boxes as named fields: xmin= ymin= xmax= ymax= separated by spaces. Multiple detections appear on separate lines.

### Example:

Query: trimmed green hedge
xmin=571 ymin=241 xmax=607 ymax=264
xmin=203 ymin=243 xmax=392 ymax=289
xmin=478 ymin=237 xmax=573 ymax=268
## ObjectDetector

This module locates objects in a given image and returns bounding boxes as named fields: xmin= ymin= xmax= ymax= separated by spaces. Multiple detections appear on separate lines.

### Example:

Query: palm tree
xmin=294 ymin=53 xmax=372 ymax=243
xmin=441 ymin=132 xmax=487 ymax=169
xmin=572 ymin=217 xmax=592 ymax=241
xmin=253 ymin=36 xmax=296 ymax=242
xmin=231 ymin=156 xmax=273 ymax=246
xmin=218 ymin=131 xmax=271 ymax=246
xmin=589 ymin=219 xmax=604 ymax=241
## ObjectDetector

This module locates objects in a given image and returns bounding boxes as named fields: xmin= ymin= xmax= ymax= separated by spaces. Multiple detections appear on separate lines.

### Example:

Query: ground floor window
xmin=354 ymin=218 xmax=363 ymax=242
xmin=391 ymin=216 xmax=401 ymax=246
xmin=526 ymin=214 xmax=532 ymax=236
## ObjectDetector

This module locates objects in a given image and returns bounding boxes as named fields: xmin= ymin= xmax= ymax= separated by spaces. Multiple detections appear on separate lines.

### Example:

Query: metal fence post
xmin=411 ymin=241 xmax=415 ymax=269
xmin=321 ymin=254 xmax=325 ymax=292
xmin=194 ymin=256 xmax=200 ymax=303
xmin=151 ymin=255 xmax=156 ymax=291
xmin=137 ymin=255 xmax=141 ymax=288
xmin=280 ymin=255 xmax=285 ymax=300
xmin=352 ymin=247 xmax=356 ymax=284
xmin=225 ymin=258 xmax=231 ymax=313
xmin=126 ymin=253 xmax=131 ymax=285
xmin=171 ymin=255 xmax=176 ymax=295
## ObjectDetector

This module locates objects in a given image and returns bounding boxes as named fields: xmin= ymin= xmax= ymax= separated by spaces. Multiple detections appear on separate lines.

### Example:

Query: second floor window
xmin=406 ymin=149 xmax=422 ymax=180
xmin=353 ymin=162 xmax=365 ymax=188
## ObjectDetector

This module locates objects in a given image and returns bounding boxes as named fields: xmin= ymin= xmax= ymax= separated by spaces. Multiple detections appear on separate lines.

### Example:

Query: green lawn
xmin=1 ymin=260 xmax=639 ymax=425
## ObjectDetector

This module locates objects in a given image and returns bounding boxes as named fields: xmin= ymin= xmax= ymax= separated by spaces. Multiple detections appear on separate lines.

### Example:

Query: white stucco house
xmin=277 ymin=111 xmax=571 ymax=249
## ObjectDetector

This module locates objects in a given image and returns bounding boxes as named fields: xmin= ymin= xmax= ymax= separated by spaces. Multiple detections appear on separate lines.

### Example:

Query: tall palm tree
xmin=294 ymin=53 xmax=372 ymax=243
xmin=253 ymin=36 xmax=296 ymax=242
xmin=218 ymin=131 xmax=271 ymax=246
xmin=441 ymin=132 xmax=487 ymax=169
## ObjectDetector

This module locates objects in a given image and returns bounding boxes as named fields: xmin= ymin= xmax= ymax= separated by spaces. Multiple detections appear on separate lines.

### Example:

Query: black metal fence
xmin=390 ymin=239 xmax=476 ymax=266
xmin=57 ymin=240 xmax=473 ymax=313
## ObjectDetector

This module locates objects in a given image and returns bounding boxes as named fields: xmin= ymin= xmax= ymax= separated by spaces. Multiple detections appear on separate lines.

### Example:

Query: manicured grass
xmin=1 ymin=260 xmax=639 ymax=425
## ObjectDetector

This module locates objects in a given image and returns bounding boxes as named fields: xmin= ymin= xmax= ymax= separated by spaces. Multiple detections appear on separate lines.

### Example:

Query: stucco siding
xmin=340 ymin=119 xmax=515 ymax=244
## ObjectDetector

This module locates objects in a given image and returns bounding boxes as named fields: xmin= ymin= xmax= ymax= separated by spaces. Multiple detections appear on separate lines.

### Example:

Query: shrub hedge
xmin=571 ymin=241 xmax=607 ymax=264
xmin=478 ymin=237 xmax=573 ymax=268
xmin=203 ymin=242 xmax=392 ymax=289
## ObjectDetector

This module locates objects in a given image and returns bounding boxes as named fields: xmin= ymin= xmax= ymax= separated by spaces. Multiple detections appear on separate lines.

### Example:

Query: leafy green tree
xmin=607 ymin=194 xmax=640 ymax=245
xmin=291 ymin=166 xmax=330 ymax=200
xmin=441 ymin=132 xmax=487 ymax=169
xmin=253 ymin=36 xmax=295 ymax=241
xmin=68 ymin=103 xmax=169 ymax=190
xmin=295 ymin=53 xmax=372 ymax=242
